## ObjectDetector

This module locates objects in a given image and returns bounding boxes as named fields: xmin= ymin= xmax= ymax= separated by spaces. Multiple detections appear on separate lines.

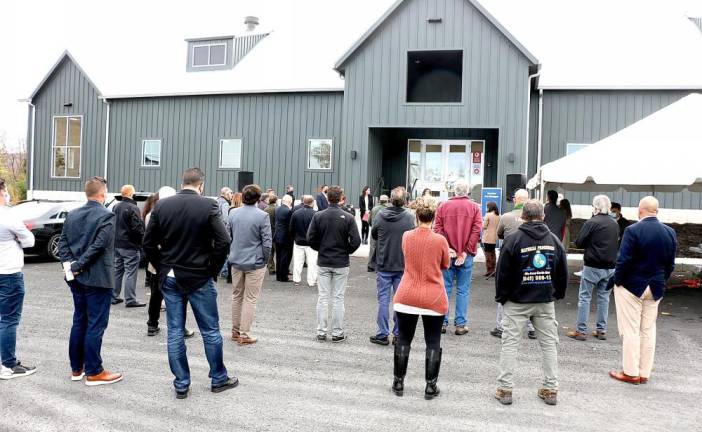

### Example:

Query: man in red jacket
xmin=434 ymin=180 xmax=482 ymax=335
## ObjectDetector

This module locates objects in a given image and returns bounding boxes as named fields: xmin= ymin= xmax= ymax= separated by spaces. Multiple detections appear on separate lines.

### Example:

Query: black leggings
xmin=396 ymin=312 xmax=443 ymax=350
xmin=361 ymin=220 xmax=369 ymax=239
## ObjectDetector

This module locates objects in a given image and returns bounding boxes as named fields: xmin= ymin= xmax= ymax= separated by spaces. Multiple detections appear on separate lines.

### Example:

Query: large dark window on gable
xmin=407 ymin=50 xmax=463 ymax=103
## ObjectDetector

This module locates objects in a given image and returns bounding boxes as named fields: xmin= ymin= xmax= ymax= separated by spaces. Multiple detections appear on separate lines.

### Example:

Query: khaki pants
xmin=292 ymin=243 xmax=318 ymax=286
xmin=613 ymin=285 xmax=660 ymax=378
xmin=231 ymin=267 xmax=266 ymax=337
xmin=498 ymin=301 xmax=559 ymax=390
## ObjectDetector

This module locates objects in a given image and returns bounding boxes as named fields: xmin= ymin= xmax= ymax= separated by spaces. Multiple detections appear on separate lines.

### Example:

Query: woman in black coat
xmin=359 ymin=185 xmax=374 ymax=245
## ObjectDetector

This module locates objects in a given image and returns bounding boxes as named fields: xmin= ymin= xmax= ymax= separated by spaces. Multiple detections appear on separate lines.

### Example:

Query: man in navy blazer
xmin=58 ymin=176 xmax=123 ymax=386
xmin=315 ymin=184 xmax=329 ymax=211
xmin=609 ymin=196 xmax=676 ymax=385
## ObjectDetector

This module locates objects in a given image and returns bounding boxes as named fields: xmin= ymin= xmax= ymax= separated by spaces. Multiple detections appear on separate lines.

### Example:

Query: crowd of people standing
xmin=0 ymin=173 xmax=678 ymax=407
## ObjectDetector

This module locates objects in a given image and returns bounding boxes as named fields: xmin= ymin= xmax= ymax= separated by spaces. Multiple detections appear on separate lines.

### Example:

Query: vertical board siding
xmin=231 ymin=33 xmax=268 ymax=66
xmin=540 ymin=90 xmax=700 ymax=209
xmin=340 ymin=0 xmax=533 ymax=200
xmin=107 ymin=92 xmax=343 ymax=197
xmin=32 ymin=58 xmax=106 ymax=192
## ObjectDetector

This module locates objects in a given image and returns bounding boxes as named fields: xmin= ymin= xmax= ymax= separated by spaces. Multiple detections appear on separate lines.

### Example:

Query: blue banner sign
xmin=481 ymin=187 xmax=502 ymax=216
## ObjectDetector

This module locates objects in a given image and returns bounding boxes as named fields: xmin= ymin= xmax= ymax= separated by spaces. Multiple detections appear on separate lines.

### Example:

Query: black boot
xmin=424 ymin=348 xmax=442 ymax=400
xmin=392 ymin=345 xmax=410 ymax=396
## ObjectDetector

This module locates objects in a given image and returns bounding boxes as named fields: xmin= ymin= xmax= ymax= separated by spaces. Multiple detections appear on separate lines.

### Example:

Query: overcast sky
xmin=1 ymin=0 xmax=701 ymax=151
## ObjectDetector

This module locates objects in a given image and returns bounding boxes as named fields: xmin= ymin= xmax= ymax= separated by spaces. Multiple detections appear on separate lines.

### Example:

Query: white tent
xmin=528 ymin=93 xmax=702 ymax=194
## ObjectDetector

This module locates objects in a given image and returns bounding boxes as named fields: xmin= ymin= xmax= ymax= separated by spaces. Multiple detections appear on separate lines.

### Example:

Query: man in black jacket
xmin=143 ymin=167 xmax=237 ymax=399
xmin=307 ymin=186 xmax=361 ymax=343
xmin=112 ymin=185 xmax=146 ymax=307
xmin=494 ymin=200 xmax=568 ymax=407
xmin=289 ymin=195 xmax=317 ymax=287
xmin=369 ymin=187 xmax=414 ymax=346
xmin=566 ymin=195 xmax=619 ymax=341
xmin=274 ymin=194 xmax=294 ymax=282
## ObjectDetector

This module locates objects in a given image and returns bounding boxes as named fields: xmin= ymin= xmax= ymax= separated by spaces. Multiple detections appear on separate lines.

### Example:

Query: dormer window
xmin=192 ymin=42 xmax=227 ymax=67
xmin=185 ymin=37 xmax=235 ymax=72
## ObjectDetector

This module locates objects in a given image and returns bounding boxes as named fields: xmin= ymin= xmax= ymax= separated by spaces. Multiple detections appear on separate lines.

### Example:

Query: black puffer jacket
xmin=495 ymin=221 xmax=568 ymax=304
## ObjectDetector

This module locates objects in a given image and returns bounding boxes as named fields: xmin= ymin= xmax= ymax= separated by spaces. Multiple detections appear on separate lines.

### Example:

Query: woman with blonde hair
xmin=391 ymin=196 xmax=450 ymax=399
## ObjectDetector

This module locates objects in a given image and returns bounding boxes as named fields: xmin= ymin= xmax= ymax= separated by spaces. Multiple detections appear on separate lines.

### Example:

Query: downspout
xmin=102 ymin=99 xmax=110 ymax=183
xmin=536 ymin=88 xmax=544 ymax=200
xmin=28 ymin=101 xmax=36 ymax=199
xmin=524 ymin=68 xmax=540 ymax=177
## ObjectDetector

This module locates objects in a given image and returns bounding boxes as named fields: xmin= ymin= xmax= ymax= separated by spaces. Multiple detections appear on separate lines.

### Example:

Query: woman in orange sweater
xmin=392 ymin=196 xmax=450 ymax=399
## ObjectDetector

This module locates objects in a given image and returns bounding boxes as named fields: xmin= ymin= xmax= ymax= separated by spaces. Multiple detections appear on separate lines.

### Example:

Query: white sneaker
xmin=0 ymin=362 xmax=37 ymax=380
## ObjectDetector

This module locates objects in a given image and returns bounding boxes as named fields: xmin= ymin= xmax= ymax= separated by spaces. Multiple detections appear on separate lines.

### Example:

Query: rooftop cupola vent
xmin=244 ymin=16 xmax=260 ymax=32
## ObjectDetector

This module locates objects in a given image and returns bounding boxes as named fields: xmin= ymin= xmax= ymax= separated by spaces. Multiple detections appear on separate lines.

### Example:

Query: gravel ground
xmin=2 ymin=257 xmax=701 ymax=432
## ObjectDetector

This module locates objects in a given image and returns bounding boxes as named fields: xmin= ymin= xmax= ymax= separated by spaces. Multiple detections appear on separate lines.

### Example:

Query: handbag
xmin=362 ymin=212 xmax=369 ymax=222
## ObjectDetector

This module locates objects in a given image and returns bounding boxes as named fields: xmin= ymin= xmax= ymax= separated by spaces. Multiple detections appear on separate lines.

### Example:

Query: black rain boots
xmin=424 ymin=348 xmax=442 ymax=400
xmin=392 ymin=344 xmax=410 ymax=396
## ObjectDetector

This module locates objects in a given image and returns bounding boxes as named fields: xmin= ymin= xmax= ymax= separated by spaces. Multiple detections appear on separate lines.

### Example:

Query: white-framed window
xmin=219 ymin=138 xmax=242 ymax=169
xmin=141 ymin=140 xmax=161 ymax=167
xmin=192 ymin=43 xmax=227 ymax=67
xmin=51 ymin=115 xmax=82 ymax=178
xmin=566 ymin=143 xmax=590 ymax=155
xmin=307 ymin=138 xmax=333 ymax=170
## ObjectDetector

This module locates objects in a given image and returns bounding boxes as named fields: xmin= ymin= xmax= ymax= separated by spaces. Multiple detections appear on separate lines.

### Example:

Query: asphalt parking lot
xmin=2 ymin=257 xmax=701 ymax=432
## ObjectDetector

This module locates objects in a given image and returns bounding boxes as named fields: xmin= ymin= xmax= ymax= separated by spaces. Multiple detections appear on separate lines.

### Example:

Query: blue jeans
xmin=442 ymin=256 xmax=474 ymax=327
xmin=161 ymin=277 xmax=228 ymax=391
xmin=375 ymin=271 xmax=402 ymax=338
xmin=68 ymin=281 xmax=112 ymax=376
xmin=576 ymin=266 xmax=615 ymax=333
xmin=0 ymin=273 xmax=25 ymax=368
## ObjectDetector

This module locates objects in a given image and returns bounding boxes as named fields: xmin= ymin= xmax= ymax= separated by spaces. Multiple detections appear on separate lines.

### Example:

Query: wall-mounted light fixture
xmin=63 ymin=102 xmax=73 ymax=107
xmin=350 ymin=150 xmax=358 ymax=160
xmin=427 ymin=18 xmax=443 ymax=23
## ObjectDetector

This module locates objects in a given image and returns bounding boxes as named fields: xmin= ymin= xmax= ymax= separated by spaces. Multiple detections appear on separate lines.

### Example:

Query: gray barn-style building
xmin=24 ymin=0 xmax=702 ymax=210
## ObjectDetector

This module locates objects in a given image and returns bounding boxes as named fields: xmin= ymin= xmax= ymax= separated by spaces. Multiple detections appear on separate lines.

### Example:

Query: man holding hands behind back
xmin=59 ymin=176 xmax=123 ymax=386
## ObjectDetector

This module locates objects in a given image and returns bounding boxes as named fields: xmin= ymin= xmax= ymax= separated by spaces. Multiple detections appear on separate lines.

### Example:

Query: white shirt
xmin=0 ymin=206 xmax=35 ymax=274
xmin=393 ymin=303 xmax=443 ymax=316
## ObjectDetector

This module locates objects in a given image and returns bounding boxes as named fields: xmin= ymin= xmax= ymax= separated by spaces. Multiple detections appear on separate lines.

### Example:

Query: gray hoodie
xmin=227 ymin=204 xmax=272 ymax=271
xmin=371 ymin=206 xmax=415 ymax=272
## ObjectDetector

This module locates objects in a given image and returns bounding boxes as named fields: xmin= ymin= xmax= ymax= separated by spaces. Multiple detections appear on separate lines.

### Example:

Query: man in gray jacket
xmin=369 ymin=187 xmax=415 ymax=345
xmin=228 ymin=184 xmax=272 ymax=346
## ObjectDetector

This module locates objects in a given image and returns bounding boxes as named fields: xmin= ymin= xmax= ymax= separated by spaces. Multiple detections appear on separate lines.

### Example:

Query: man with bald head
xmin=112 ymin=184 xmax=146 ymax=307
xmin=609 ymin=196 xmax=676 ymax=385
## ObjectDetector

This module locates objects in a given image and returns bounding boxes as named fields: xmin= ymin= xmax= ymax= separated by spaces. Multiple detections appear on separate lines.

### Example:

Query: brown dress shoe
xmin=566 ymin=330 xmax=587 ymax=341
xmin=455 ymin=326 xmax=469 ymax=336
xmin=238 ymin=335 xmax=258 ymax=346
xmin=71 ymin=369 xmax=85 ymax=381
xmin=85 ymin=370 xmax=123 ymax=386
xmin=537 ymin=388 xmax=558 ymax=405
xmin=609 ymin=370 xmax=640 ymax=385
xmin=494 ymin=388 xmax=513 ymax=405
xmin=591 ymin=330 xmax=607 ymax=340
xmin=231 ymin=330 xmax=240 ymax=342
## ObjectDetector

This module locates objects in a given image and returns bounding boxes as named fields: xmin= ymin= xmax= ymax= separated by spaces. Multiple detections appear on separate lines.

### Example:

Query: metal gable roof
xmin=334 ymin=0 xmax=539 ymax=73
xmin=26 ymin=50 xmax=103 ymax=101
